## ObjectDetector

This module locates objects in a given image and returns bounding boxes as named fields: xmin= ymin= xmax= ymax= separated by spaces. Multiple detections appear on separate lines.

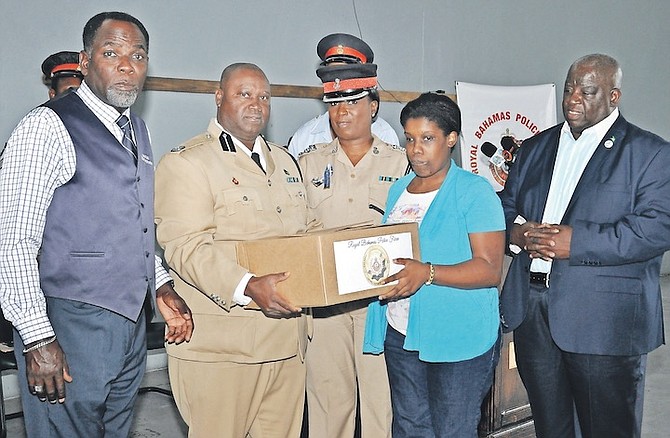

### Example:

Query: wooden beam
xmin=144 ymin=76 xmax=455 ymax=103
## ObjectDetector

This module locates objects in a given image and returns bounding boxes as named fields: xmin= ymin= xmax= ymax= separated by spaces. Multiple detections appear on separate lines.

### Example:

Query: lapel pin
xmin=604 ymin=136 xmax=615 ymax=149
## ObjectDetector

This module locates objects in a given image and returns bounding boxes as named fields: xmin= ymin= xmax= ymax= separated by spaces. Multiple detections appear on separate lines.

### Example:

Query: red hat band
xmin=324 ymin=46 xmax=368 ymax=63
xmin=51 ymin=63 xmax=80 ymax=77
xmin=323 ymin=77 xmax=377 ymax=94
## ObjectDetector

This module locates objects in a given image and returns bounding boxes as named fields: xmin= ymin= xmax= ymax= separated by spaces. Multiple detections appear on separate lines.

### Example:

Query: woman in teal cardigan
xmin=364 ymin=92 xmax=506 ymax=437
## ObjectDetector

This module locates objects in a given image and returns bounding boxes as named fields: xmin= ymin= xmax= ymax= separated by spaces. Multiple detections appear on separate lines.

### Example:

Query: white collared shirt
xmin=531 ymin=108 xmax=620 ymax=273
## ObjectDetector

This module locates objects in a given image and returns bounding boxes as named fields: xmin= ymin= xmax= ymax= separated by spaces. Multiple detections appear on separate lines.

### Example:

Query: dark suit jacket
xmin=500 ymin=114 xmax=670 ymax=355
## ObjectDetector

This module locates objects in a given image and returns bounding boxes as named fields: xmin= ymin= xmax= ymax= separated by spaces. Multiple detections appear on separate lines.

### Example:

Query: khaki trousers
xmin=169 ymin=354 xmax=305 ymax=438
xmin=306 ymin=304 xmax=392 ymax=437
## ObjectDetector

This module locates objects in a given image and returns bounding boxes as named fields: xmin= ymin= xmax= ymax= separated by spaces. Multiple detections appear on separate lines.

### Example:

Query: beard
xmin=106 ymin=86 xmax=139 ymax=109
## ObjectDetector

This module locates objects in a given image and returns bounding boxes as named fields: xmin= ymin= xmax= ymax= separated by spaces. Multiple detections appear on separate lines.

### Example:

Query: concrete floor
xmin=4 ymin=275 xmax=670 ymax=437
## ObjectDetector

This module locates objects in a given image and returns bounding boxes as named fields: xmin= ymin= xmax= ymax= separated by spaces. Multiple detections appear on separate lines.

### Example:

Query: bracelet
xmin=425 ymin=262 xmax=435 ymax=285
xmin=22 ymin=335 xmax=57 ymax=355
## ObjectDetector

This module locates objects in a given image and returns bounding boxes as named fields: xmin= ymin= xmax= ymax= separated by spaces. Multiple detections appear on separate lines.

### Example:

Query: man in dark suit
xmin=499 ymin=53 xmax=670 ymax=438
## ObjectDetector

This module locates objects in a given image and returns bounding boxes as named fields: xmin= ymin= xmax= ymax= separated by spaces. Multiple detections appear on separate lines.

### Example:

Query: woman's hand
xmin=377 ymin=258 xmax=431 ymax=302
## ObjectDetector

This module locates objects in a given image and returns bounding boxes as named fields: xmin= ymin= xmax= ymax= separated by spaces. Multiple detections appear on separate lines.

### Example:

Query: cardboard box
xmin=236 ymin=222 xmax=420 ymax=307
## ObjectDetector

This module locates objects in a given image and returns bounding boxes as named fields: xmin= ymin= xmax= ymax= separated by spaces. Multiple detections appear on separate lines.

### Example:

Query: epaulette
xmin=170 ymin=133 xmax=210 ymax=154
xmin=297 ymin=144 xmax=319 ymax=158
xmin=388 ymin=142 xmax=406 ymax=152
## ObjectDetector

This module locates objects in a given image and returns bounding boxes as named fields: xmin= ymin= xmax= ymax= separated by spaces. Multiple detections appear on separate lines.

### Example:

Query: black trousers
xmin=513 ymin=284 xmax=646 ymax=438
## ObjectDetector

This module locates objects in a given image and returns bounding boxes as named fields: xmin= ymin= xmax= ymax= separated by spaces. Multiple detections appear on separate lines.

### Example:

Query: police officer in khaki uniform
xmin=299 ymin=34 xmax=408 ymax=438
xmin=155 ymin=63 xmax=317 ymax=438
xmin=41 ymin=51 xmax=84 ymax=99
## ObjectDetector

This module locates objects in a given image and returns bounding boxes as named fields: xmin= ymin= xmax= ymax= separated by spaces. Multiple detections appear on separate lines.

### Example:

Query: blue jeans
xmin=384 ymin=326 xmax=500 ymax=438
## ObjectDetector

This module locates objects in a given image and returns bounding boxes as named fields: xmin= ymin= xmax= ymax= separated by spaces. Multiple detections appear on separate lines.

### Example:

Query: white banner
xmin=456 ymin=82 xmax=557 ymax=192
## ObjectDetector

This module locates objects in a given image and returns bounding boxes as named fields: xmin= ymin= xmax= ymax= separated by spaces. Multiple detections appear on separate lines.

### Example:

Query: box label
xmin=332 ymin=231 xmax=415 ymax=295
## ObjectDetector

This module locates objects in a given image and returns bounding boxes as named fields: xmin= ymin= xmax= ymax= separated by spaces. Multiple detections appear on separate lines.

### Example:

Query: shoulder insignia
xmin=170 ymin=145 xmax=185 ymax=153
xmin=298 ymin=144 xmax=318 ymax=158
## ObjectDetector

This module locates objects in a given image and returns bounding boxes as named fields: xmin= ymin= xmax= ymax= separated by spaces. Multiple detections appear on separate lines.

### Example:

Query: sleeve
xmin=154 ymin=255 xmax=172 ymax=288
xmin=154 ymin=152 xmax=249 ymax=311
xmin=498 ymin=140 xmax=530 ymax=248
xmin=462 ymin=175 xmax=506 ymax=234
xmin=570 ymin=141 xmax=670 ymax=266
xmin=0 ymin=109 xmax=72 ymax=343
xmin=287 ymin=122 xmax=312 ymax=159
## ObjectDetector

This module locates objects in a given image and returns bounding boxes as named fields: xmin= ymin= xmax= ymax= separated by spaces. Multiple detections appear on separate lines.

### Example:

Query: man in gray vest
xmin=0 ymin=11 xmax=192 ymax=437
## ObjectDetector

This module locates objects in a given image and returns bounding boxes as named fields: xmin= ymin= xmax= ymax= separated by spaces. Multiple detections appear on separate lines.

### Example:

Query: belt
xmin=529 ymin=271 xmax=550 ymax=288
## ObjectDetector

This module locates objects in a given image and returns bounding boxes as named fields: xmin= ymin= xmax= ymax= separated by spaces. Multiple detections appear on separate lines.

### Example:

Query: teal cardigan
xmin=363 ymin=161 xmax=505 ymax=362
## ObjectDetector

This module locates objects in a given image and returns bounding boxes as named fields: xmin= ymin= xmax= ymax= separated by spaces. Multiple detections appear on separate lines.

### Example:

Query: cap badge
xmin=334 ymin=78 xmax=341 ymax=90
xmin=336 ymin=45 xmax=344 ymax=55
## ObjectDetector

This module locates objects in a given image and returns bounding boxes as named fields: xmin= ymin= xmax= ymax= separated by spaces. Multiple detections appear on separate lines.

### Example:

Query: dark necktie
xmin=116 ymin=115 xmax=138 ymax=165
xmin=251 ymin=151 xmax=265 ymax=173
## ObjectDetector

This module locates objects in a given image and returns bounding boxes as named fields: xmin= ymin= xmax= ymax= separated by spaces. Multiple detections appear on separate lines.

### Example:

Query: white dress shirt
xmin=531 ymin=108 xmax=620 ymax=273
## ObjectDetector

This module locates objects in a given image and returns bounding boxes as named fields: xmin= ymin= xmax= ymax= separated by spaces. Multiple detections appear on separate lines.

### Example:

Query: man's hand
xmin=377 ymin=258 xmax=429 ymax=302
xmin=521 ymin=223 xmax=572 ymax=260
xmin=25 ymin=339 xmax=72 ymax=404
xmin=244 ymin=272 xmax=302 ymax=318
xmin=156 ymin=282 xmax=194 ymax=344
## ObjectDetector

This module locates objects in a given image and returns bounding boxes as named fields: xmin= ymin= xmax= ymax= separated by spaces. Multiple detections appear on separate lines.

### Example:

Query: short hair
xmin=219 ymin=63 xmax=268 ymax=86
xmin=569 ymin=53 xmax=622 ymax=89
xmin=400 ymin=92 xmax=461 ymax=135
xmin=83 ymin=12 xmax=149 ymax=54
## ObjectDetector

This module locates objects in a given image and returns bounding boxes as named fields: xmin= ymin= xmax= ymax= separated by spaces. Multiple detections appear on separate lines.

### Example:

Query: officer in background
xmin=1 ymin=52 xmax=85 ymax=171
xmin=287 ymin=33 xmax=399 ymax=158
xmin=41 ymin=51 xmax=84 ymax=99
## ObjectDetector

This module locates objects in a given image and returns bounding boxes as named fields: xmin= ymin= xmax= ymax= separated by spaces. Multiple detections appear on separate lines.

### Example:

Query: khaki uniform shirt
xmin=298 ymin=135 xmax=408 ymax=229
xmin=156 ymin=119 xmax=317 ymax=363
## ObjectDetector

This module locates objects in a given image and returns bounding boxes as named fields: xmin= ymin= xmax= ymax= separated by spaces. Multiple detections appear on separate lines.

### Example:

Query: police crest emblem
xmin=362 ymin=244 xmax=390 ymax=285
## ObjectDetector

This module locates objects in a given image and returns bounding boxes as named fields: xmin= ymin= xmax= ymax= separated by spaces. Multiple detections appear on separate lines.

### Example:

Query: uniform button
xmin=350 ymin=173 xmax=356 ymax=178
xmin=143 ymin=228 xmax=148 ymax=233
xmin=136 ymin=177 xmax=141 ymax=182
xmin=140 ymin=203 xmax=145 ymax=208
xmin=145 ymin=252 xmax=150 ymax=258
xmin=348 ymin=198 xmax=353 ymax=203
xmin=268 ymin=180 xmax=272 ymax=187
xmin=243 ymin=196 xmax=249 ymax=201
xmin=276 ymin=206 xmax=282 ymax=213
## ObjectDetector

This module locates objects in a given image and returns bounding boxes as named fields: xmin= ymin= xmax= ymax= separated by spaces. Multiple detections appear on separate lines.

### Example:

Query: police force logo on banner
xmin=456 ymin=82 xmax=557 ymax=192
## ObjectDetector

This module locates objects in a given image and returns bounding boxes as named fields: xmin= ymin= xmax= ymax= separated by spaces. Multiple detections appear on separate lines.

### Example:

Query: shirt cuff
xmin=509 ymin=215 xmax=527 ymax=255
xmin=154 ymin=255 xmax=172 ymax=289
xmin=233 ymin=273 xmax=254 ymax=306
